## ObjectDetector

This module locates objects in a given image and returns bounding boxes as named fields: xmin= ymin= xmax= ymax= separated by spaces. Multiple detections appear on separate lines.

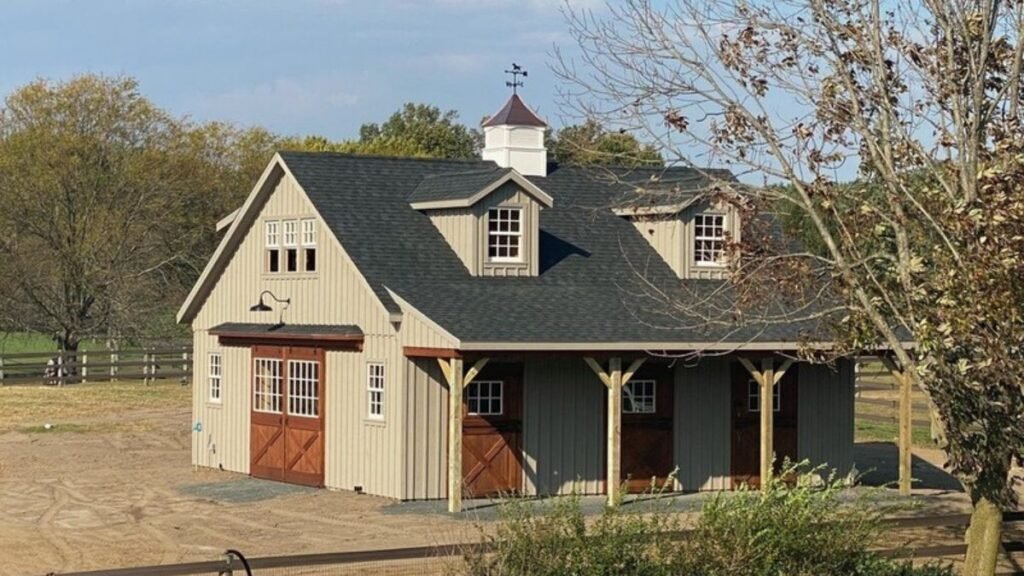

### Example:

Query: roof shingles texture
xmin=278 ymin=151 xmax=828 ymax=345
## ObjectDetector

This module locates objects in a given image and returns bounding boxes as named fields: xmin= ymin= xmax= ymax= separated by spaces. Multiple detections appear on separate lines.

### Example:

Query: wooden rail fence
xmin=0 ymin=344 xmax=192 ymax=386
xmin=49 ymin=511 xmax=1024 ymax=576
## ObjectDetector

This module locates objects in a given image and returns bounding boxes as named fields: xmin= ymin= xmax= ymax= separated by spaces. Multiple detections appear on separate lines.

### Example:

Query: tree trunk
xmin=963 ymin=496 xmax=1002 ymax=576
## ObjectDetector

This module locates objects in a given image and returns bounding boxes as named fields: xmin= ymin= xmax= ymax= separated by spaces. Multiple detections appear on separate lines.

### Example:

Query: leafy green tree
xmin=0 ymin=75 xmax=206 ymax=349
xmin=548 ymin=120 xmax=663 ymax=167
xmin=358 ymin=102 xmax=481 ymax=159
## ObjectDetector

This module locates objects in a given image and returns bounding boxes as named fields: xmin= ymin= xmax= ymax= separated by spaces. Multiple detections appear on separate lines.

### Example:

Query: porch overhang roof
xmin=210 ymin=323 xmax=364 ymax=349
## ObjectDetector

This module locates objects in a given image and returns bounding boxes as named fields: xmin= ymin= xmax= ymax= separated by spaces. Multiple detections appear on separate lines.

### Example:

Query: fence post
xmin=181 ymin=348 xmax=189 ymax=385
xmin=110 ymin=350 xmax=118 ymax=381
xmin=82 ymin=354 xmax=88 ymax=384
xmin=143 ymin=351 xmax=150 ymax=385
xmin=0 ymin=355 xmax=4 ymax=385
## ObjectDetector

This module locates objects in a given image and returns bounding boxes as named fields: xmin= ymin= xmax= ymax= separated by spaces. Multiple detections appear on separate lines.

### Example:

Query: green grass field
xmin=855 ymin=417 xmax=937 ymax=446
xmin=0 ymin=332 xmax=107 ymax=355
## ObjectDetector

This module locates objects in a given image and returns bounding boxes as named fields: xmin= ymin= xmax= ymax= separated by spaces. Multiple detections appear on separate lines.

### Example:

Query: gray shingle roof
xmin=407 ymin=166 xmax=511 ymax=205
xmin=278 ymin=151 xmax=832 ymax=346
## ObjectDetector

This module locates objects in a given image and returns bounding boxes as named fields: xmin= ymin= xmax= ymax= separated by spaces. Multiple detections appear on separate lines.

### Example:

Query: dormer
xmin=481 ymin=94 xmax=548 ymax=177
xmin=410 ymin=167 xmax=554 ymax=277
xmin=615 ymin=189 xmax=741 ymax=280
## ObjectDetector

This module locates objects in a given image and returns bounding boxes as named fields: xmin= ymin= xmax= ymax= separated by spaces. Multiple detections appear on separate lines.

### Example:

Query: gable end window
xmin=367 ymin=363 xmax=385 ymax=420
xmin=283 ymin=220 xmax=299 ymax=272
xmin=208 ymin=352 xmax=222 ymax=403
xmin=265 ymin=221 xmax=280 ymax=273
xmin=694 ymin=213 xmax=726 ymax=266
xmin=301 ymin=218 xmax=317 ymax=272
xmin=487 ymin=207 xmax=523 ymax=263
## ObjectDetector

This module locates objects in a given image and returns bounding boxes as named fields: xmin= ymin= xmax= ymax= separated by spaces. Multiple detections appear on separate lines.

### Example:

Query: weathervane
xmin=504 ymin=63 xmax=527 ymax=95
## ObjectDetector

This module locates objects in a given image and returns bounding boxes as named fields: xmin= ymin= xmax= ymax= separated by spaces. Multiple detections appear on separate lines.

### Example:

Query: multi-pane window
xmin=301 ymin=219 xmax=317 ymax=272
xmin=748 ymin=378 xmax=781 ymax=412
xmin=288 ymin=360 xmax=319 ymax=417
xmin=622 ymin=379 xmax=656 ymax=414
xmin=283 ymin=220 xmax=299 ymax=272
xmin=208 ymin=352 xmax=222 ymax=403
xmin=467 ymin=380 xmax=503 ymax=416
xmin=694 ymin=213 xmax=726 ymax=266
xmin=487 ymin=208 xmax=523 ymax=262
xmin=265 ymin=221 xmax=281 ymax=273
xmin=367 ymin=363 xmax=385 ymax=419
xmin=253 ymin=358 xmax=283 ymax=413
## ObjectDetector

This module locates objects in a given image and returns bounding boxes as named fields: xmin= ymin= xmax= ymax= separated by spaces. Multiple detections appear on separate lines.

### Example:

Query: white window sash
xmin=301 ymin=219 xmax=317 ymax=247
xmin=367 ymin=363 xmax=385 ymax=420
xmin=209 ymin=353 xmax=222 ymax=403
xmin=265 ymin=221 xmax=280 ymax=248
xmin=488 ymin=208 xmax=523 ymax=263
xmin=694 ymin=213 xmax=726 ymax=267
xmin=283 ymin=220 xmax=298 ymax=247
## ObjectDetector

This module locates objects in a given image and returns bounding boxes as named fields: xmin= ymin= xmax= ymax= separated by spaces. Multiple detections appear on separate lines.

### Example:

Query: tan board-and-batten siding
xmin=191 ymin=165 xmax=455 ymax=500
xmin=425 ymin=182 xmax=542 ymax=277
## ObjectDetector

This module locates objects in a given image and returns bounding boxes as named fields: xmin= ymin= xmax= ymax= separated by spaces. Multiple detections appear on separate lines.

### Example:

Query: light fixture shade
xmin=249 ymin=300 xmax=272 ymax=312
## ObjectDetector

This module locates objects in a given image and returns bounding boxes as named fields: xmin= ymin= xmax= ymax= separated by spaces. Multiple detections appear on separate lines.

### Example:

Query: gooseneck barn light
xmin=250 ymin=290 xmax=291 ymax=325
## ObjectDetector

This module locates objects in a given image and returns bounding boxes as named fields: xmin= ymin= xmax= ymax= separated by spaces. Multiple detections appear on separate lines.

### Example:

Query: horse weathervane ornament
xmin=505 ymin=63 xmax=527 ymax=95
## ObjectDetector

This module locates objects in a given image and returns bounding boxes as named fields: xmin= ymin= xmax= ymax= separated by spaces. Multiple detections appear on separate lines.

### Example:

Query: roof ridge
xmin=277 ymin=150 xmax=495 ymax=165
xmin=418 ymin=166 xmax=510 ymax=180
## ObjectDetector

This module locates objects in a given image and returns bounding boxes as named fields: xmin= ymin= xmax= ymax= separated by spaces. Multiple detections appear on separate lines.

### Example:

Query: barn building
xmin=177 ymin=93 xmax=856 ymax=512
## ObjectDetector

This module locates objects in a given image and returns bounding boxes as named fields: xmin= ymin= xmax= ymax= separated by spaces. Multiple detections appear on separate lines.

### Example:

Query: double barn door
xmin=250 ymin=345 xmax=326 ymax=487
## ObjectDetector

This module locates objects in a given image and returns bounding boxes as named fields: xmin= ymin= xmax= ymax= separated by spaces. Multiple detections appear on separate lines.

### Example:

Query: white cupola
xmin=481 ymin=94 xmax=548 ymax=177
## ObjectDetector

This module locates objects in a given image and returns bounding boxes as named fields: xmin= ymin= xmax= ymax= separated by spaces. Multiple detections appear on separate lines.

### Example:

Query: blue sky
xmin=0 ymin=0 xmax=595 ymax=138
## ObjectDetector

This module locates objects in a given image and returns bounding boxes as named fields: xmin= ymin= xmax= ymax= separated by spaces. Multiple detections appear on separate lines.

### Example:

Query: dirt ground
xmin=0 ymin=385 xmax=475 ymax=576
xmin=0 ymin=382 xmax=1019 ymax=575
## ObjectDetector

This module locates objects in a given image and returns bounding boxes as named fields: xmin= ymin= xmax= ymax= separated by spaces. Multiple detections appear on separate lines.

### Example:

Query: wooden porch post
xmin=883 ymin=357 xmax=912 ymax=496
xmin=738 ymin=356 xmax=794 ymax=490
xmin=439 ymin=356 xmax=489 ymax=513
xmin=585 ymin=356 xmax=646 ymax=506
xmin=607 ymin=357 xmax=622 ymax=505
xmin=759 ymin=357 xmax=775 ymax=485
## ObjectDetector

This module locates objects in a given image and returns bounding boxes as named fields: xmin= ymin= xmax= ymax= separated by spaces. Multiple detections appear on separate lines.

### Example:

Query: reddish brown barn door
xmin=621 ymin=365 xmax=675 ymax=493
xmin=730 ymin=362 xmax=798 ymax=488
xmin=462 ymin=363 xmax=523 ymax=498
xmin=250 ymin=346 xmax=325 ymax=488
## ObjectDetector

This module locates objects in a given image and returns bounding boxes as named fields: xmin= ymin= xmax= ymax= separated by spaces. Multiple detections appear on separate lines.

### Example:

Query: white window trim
xmin=208 ymin=352 xmax=222 ymax=404
xmin=253 ymin=358 xmax=283 ymax=414
xmin=693 ymin=213 xmax=726 ymax=268
xmin=487 ymin=207 xmax=524 ymax=263
xmin=287 ymin=359 xmax=320 ymax=418
xmin=367 ymin=362 xmax=385 ymax=421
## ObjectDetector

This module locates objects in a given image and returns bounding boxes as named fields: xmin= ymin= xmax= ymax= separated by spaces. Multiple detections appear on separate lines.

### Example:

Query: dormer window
xmin=694 ymin=213 xmax=725 ymax=267
xmin=487 ymin=207 xmax=523 ymax=262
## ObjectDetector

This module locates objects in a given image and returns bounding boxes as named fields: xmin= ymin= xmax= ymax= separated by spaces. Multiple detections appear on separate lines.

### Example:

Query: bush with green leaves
xmin=465 ymin=464 xmax=954 ymax=576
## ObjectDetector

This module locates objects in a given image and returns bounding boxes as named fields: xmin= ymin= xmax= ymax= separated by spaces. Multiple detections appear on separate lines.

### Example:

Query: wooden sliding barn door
xmin=250 ymin=345 xmax=325 ymax=487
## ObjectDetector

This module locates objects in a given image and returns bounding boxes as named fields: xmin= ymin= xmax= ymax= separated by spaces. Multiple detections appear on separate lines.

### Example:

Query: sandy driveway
xmin=0 ymin=405 xmax=474 ymax=576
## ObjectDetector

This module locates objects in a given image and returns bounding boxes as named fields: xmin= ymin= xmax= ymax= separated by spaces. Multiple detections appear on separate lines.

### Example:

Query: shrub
xmin=464 ymin=463 xmax=954 ymax=576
